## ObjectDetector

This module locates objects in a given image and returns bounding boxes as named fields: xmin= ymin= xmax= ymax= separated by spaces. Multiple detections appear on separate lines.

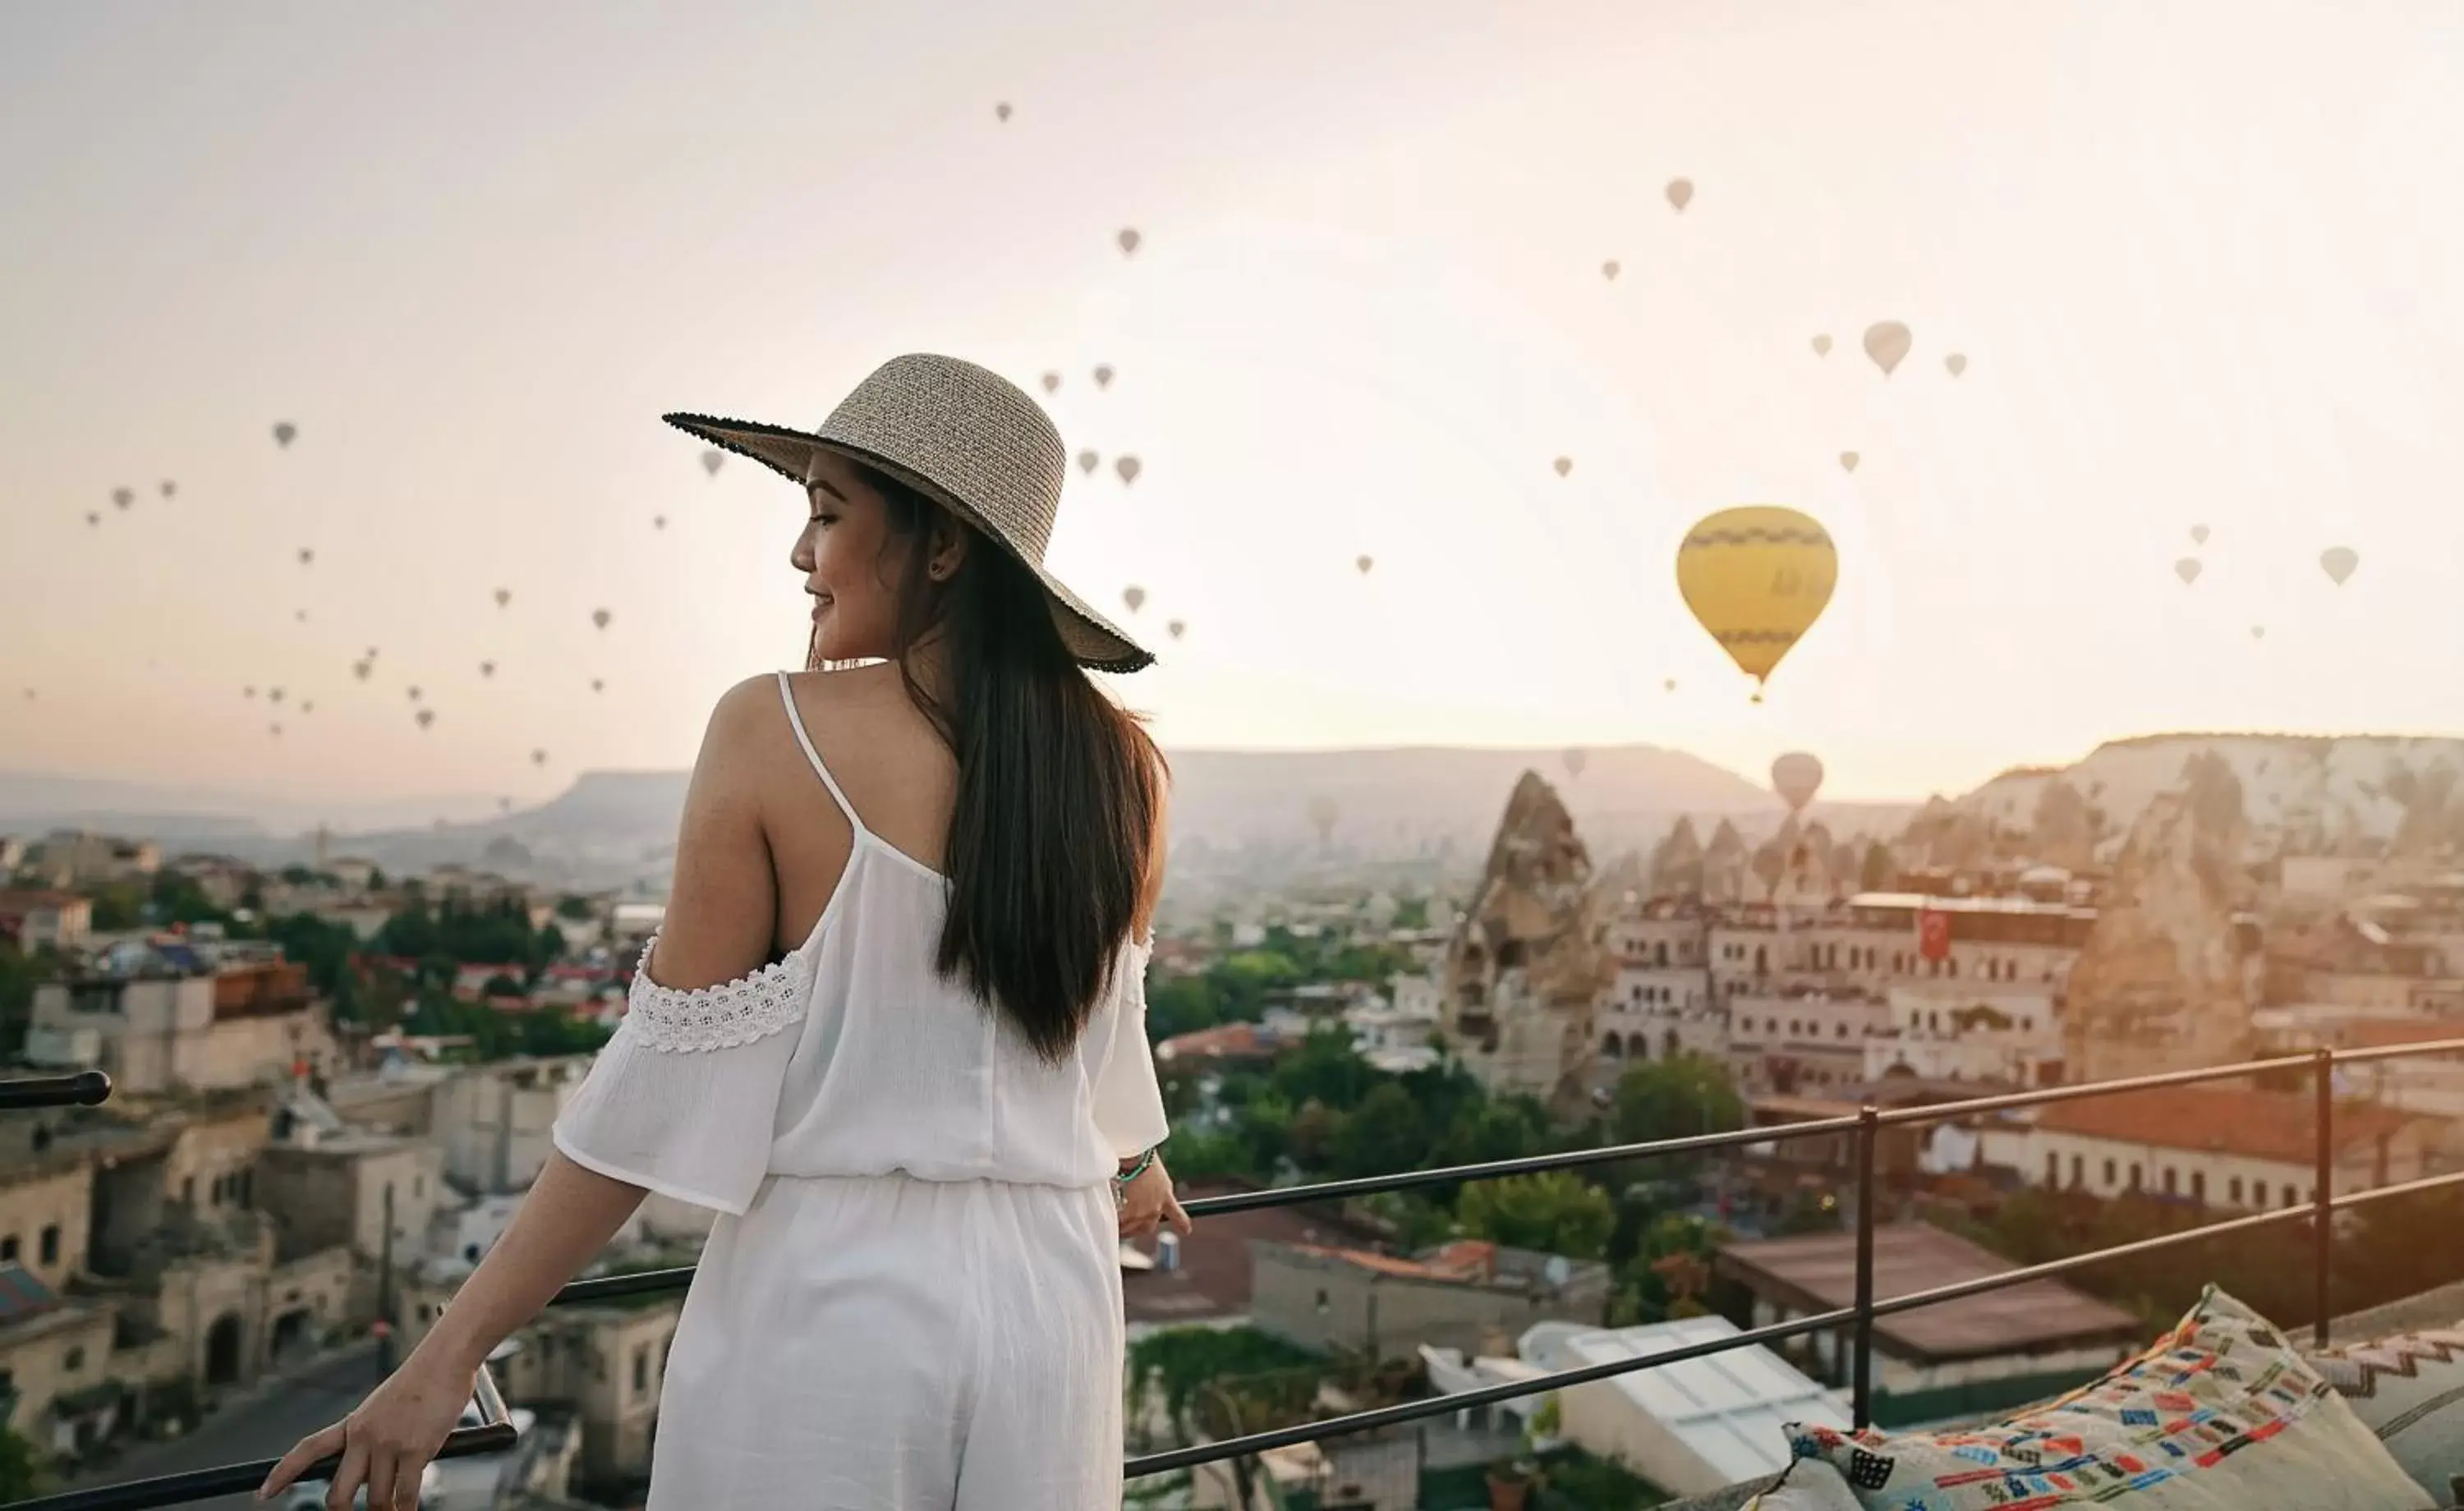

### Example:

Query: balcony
xmin=9 ymin=1038 xmax=2464 ymax=1511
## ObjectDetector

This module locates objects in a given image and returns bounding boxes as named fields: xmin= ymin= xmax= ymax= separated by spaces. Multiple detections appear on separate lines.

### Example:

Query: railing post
xmin=2314 ymin=1046 xmax=2334 ymax=1348
xmin=1851 ymin=1100 xmax=1878 ymax=1430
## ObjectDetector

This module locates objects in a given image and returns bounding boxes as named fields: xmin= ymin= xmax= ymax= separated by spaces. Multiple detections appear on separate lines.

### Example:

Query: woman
xmin=261 ymin=354 xmax=1191 ymax=1510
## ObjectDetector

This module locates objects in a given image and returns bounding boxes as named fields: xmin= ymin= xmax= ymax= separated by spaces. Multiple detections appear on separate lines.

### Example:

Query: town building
xmin=1249 ymin=1238 xmax=1613 ymax=1361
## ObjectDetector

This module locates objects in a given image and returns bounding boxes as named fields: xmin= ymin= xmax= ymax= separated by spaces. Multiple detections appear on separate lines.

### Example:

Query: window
xmin=2190 ymin=1171 xmax=2206 ymax=1202
xmin=414 ymin=1175 xmax=425 ymax=1198
xmin=2103 ymin=1158 xmax=2117 ymax=1187
xmin=0 ymin=1236 xmax=17 ymax=1263
xmin=632 ymin=1344 xmax=650 ymax=1395
xmin=2071 ymin=1155 xmax=2084 ymax=1187
xmin=2283 ymin=1184 xmax=2299 ymax=1208
xmin=182 ymin=1177 xmax=195 ymax=1206
xmin=2228 ymin=1177 xmax=2244 ymax=1205
xmin=2162 ymin=1167 xmax=2177 ymax=1196
xmin=2045 ymin=1151 xmax=2060 ymax=1183
xmin=39 ymin=1225 xmax=58 ymax=1265
xmin=63 ymin=1346 xmax=84 ymax=1372
xmin=2128 ymin=1163 xmax=2142 ymax=1191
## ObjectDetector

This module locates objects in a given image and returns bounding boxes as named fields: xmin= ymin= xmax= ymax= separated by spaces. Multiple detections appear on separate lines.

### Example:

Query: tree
xmin=1324 ymin=1082 xmax=1428 ymax=1183
xmin=1859 ymin=841 xmax=1894 ymax=893
xmin=1455 ymin=1170 xmax=1615 ymax=1261
xmin=1611 ymin=1055 xmax=1745 ymax=1147
xmin=85 ymin=880 xmax=148 ymax=930
xmin=555 ymin=894 xmax=596 ymax=921
xmin=0 ymin=1424 xmax=48 ymax=1502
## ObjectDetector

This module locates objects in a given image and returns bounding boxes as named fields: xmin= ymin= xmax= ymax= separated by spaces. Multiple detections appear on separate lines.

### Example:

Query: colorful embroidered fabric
xmin=1782 ymin=1286 xmax=2433 ymax=1509
xmin=2307 ymin=1326 xmax=2464 ymax=1503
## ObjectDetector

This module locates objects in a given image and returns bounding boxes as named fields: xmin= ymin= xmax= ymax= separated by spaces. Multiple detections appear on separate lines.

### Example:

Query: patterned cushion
xmin=2308 ymin=1326 xmax=2464 ymax=1504
xmin=1742 ymin=1459 xmax=1864 ymax=1509
xmin=1781 ymin=1286 xmax=2434 ymax=1509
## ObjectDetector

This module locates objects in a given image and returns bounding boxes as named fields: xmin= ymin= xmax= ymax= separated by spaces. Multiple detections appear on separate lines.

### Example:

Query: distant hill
xmin=1951 ymin=733 xmax=2464 ymax=857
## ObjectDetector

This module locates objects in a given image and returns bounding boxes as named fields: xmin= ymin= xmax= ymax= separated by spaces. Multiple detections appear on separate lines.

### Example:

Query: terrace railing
xmin=12 ymin=1036 xmax=2464 ymax=1509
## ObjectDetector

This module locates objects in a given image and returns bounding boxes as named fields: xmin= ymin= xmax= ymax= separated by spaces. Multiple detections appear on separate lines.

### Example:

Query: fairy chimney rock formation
xmin=2062 ymin=753 xmax=2259 ymax=1084
xmin=1648 ymin=817 xmax=1705 ymax=898
xmin=1441 ymin=771 xmax=1616 ymax=1116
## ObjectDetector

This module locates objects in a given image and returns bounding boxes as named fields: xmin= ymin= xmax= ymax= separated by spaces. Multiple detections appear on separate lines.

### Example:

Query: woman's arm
xmin=421 ymin=1150 xmax=647 ymax=1370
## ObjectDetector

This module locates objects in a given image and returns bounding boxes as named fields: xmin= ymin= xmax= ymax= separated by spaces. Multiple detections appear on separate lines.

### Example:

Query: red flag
xmin=1918 ymin=907 xmax=1951 ymax=962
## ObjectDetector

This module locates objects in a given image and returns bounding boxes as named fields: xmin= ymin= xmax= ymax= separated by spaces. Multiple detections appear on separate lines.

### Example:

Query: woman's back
xmin=549 ymin=668 xmax=1167 ymax=1214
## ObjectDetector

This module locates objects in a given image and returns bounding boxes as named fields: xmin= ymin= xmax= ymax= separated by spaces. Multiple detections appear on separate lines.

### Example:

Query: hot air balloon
xmin=494 ymin=587 xmax=511 ymax=608
xmin=297 ymin=548 xmax=314 ymax=566
xmin=2320 ymin=546 xmax=2358 ymax=586
xmin=2174 ymin=558 xmax=2202 ymax=586
xmin=270 ymin=723 xmax=283 ymax=737
xmin=407 ymin=686 xmax=421 ymax=701
xmin=995 ymin=102 xmax=1013 ymax=122
xmin=416 ymin=709 xmax=434 ymax=729
xmin=112 ymin=487 xmax=133 ymax=509
xmin=591 ymin=678 xmax=605 ymax=692
xmin=1771 ymin=751 xmax=1824 ymax=814
xmin=1167 ymin=619 xmax=1186 ymax=640
xmin=1863 ymin=322 xmax=1912 ymax=378
xmin=1093 ymin=365 xmax=1115 ymax=389
xmin=1041 ymin=373 xmax=1060 ymax=394
xmin=1355 ymin=554 xmax=1373 ymax=576
xmin=1115 ymin=457 xmax=1141 ymax=486
xmin=366 ymin=646 xmax=379 ymax=660
xmin=243 ymin=686 xmax=258 ymax=699
xmin=1838 ymin=452 xmax=1859 ymax=473
xmin=592 ymin=608 xmax=611 ymax=630
xmin=654 ymin=515 xmax=667 ymax=529
xmin=273 ymin=422 xmax=297 ymax=448
xmin=1665 ymin=177 xmax=1694 ymax=212
xmin=480 ymin=660 xmax=496 ymax=677
xmin=2251 ymin=626 xmax=2266 ymax=641
xmin=701 ymin=450 xmax=724 ymax=477
xmin=1077 ymin=450 xmax=1100 ymax=475
xmin=1811 ymin=334 xmax=1832 ymax=357
xmin=1123 ymin=586 xmax=1146 ymax=613
xmin=2190 ymin=525 xmax=2209 ymax=545
xmin=532 ymin=748 xmax=548 ymax=765
xmin=301 ymin=700 xmax=314 ymax=714
xmin=1601 ymin=259 xmax=1620 ymax=281
xmin=1563 ymin=749 xmax=1588 ymax=779
xmin=1306 ymin=795 xmax=1340 ymax=846
xmin=1945 ymin=353 xmax=1968 ymax=378
xmin=499 ymin=797 xmax=513 ymax=813
xmin=159 ymin=480 xmax=176 ymax=498
xmin=1553 ymin=457 xmax=1572 ymax=478
xmin=84 ymin=512 xmax=99 ymax=526
xmin=352 ymin=661 xmax=371 ymax=681
xmin=294 ymin=610 xmax=307 ymax=622
xmin=1117 ymin=227 xmax=1141 ymax=257
xmin=269 ymin=687 xmax=285 ymax=705
xmin=1663 ymin=677 xmax=1676 ymax=692
xmin=1675 ymin=505 xmax=1837 ymax=699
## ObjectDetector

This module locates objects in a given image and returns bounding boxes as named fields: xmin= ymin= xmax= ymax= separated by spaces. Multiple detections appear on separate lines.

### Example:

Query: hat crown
xmin=819 ymin=354 xmax=1064 ymax=563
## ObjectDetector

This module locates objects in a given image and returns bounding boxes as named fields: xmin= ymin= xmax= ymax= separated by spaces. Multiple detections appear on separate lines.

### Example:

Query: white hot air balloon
xmin=654 ymin=514 xmax=667 ymax=530
xmin=1355 ymin=554 xmax=1373 ymax=576
xmin=243 ymin=686 xmax=257 ymax=699
xmin=2175 ymin=558 xmax=2203 ymax=586
xmin=591 ymin=678 xmax=605 ymax=692
xmin=1115 ymin=456 xmax=1141 ymax=486
xmin=2190 ymin=525 xmax=2210 ymax=545
xmin=1663 ymin=677 xmax=1676 ymax=692
xmin=407 ymin=686 xmax=421 ymax=701
xmin=301 ymin=700 xmax=314 ymax=714
xmin=1812 ymin=334 xmax=1832 ymax=357
xmin=1306 ymin=795 xmax=1340 ymax=846
xmin=1839 ymin=452 xmax=1859 ymax=473
xmin=112 ymin=487 xmax=133 ymax=509
xmin=159 ymin=480 xmax=176 ymax=498
xmin=2251 ymin=625 xmax=2266 ymax=641
xmin=1601 ymin=259 xmax=1620 ymax=281
xmin=701 ymin=450 xmax=724 ymax=477
xmin=1863 ymin=321 xmax=1912 ymax=377
xmin=1563 ymin=748 xmax=1588 ymax=779
xmin=480 ymin=660 xmax=496 ymax=677
xmin=1117 ymin=227 xmax=1141 ymax=257
xmin=1041 ymin=373 xmax=1060 ymax=394
xmin=1665 ymin=177 xmax=1694 ymax=211
xmin=1093 ymin=365 xmax=1115 ymax=389
xmin=2319 ymin=546 xmax=2359 ymax=586
xmin=1771 ymin=751 xmax=1825 ymax=814
xmin=269 ymin=687 xmax=285 ymax=705
xmin=532 ymin=748 xmax=549 ymax=765
xmin=1077 ymin=450 xmax=1100 ymax=475
xmin=1945 ymin=353 xmax=1968 ymax=378
xmin=297 ymin=548 xmax=314 ymax=566
xmin=592 ymin=608 xmax=611 ymax=630
xmin=416 ymin=709 xmax=434 ymax=729
xmin=1553 ymin=457 xmax=1572 ymax=478
xmin=352 ymin=661 xmax=370 ymax=681
xmin=1167 ymin=619 xmax=1186 ymax=640
xmin=494 ymin=587 xmax=511 ymax=608
xmin=1123 ymin=585 xmax=1146 ymax=613
xmin=273 ymin=422 xmax=297 ymax=448
xmin=84 ymin=512 xmax=99 ymax=526
xmin=995 ymin=102 xmax=1013 ymax=123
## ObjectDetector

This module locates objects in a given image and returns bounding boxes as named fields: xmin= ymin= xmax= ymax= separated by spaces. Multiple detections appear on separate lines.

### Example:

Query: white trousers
xmin=646 ymin=1172 xmax=1126 ymax=1509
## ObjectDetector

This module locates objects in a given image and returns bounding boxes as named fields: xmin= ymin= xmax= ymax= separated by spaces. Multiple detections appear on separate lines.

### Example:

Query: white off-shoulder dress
xmin=551 ymin=671 xmax=1170 ymax=1510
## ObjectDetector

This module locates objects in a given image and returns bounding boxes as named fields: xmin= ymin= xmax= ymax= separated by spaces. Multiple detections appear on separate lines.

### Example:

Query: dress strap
xmin=773 ymin=671 xmax=867 ymax=836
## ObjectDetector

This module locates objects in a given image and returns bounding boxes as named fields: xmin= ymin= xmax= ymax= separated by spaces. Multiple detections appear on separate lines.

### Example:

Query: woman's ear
xmin=926 ymin=514 xmax=972 ymax=581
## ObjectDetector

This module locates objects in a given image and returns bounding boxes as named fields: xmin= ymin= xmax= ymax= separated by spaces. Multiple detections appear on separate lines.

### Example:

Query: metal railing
xmin=12 ymin=1036 xmax=2464 ymax=1509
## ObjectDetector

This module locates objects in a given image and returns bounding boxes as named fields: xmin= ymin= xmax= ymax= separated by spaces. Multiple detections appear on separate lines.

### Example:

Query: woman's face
xmin=792 ymin=450 xmax=965 ymax=663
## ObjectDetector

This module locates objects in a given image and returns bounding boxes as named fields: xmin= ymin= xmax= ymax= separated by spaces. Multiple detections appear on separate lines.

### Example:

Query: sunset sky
xmin=6 ymin=0 xmax=2462 ymax=813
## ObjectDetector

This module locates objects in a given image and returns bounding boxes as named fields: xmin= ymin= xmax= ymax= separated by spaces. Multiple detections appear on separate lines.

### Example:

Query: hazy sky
xmin=7 ymin=0 xmax=2463 ymax=811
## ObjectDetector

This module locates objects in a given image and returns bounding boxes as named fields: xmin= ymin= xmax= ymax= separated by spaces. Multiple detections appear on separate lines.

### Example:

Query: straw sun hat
xmin=664 ymin=353 xmax=1151 ymax=673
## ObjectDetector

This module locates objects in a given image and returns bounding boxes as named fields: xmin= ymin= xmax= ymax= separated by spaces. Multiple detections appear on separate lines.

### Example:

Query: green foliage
xmin=1126 ymin=1325 xmax=1326 ymax=1435
xmin=1456 ymin=1171 xmax=1616 ymax=1261
xmin=377 ymin=895 xmax=559 ymax=976
xmin=0 ymin=944 xmax=58 ymax=1057
xmin=401 ymin=995 xmax=612 ymax=1060
xmin=554 ymin=894 xmax=597 ymax=921
xmin=1859 ymin=841 xmax=1894 ymax=893
xmin=0 ymin=1423 xmax=48 ymax=1502
xmin=261 ymin=912 xmax=361 ymax=997
xmin=147 ymin=869 xmax=228 ymax=926
xmin=1391 ymin=894 xmax=1432 ymax=930
xmin=1611 ymin=1055 xmax=1746 ymax=1150
xmin=1532 ymin=1444 xmax=1664 ymax=1507
xmin=85 ymin=880 xmax=149 ymax=930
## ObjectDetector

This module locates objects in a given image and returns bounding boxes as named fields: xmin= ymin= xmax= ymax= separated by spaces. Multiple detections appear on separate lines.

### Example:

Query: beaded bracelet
xmin=1115 ymin=1146 xmax=1159 ymax=1187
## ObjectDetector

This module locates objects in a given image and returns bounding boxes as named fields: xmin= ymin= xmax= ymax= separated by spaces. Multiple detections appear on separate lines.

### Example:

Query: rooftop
xmin=1544 ymin=1316 xmax=1850 ymax=1487
xmin=1717 ymin=1222 xmax=2142 ymax=1362
xmin=2030 ymin=1084 xmax=2425 ymax=1164
xmin=1119 ymin=1178 xmax=1386 ymax=1327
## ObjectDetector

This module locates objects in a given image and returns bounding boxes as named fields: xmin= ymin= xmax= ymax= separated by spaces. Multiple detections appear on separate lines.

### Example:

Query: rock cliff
xmin=2061 ymin=752 xmax=2260 ymax=1083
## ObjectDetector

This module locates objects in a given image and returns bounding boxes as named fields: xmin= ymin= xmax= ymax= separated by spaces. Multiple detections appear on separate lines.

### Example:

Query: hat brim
xmin=664 ymin=412 xmax=1153 ymax=674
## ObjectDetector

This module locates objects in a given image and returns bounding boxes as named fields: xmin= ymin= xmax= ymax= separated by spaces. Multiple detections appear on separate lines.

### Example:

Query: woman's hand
xmin=256 ymin=1348 xmax=477 ymax=1509
xmin=1116 ymin=1155 xmax=1193 ymax=1242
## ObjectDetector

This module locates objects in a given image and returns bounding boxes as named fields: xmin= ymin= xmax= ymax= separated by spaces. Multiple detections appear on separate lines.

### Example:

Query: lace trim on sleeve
xmin=621 ymin=933 xmax=816 ymax=1053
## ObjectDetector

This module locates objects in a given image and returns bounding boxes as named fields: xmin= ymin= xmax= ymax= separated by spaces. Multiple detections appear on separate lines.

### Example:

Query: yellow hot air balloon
xmin=1676 ymin=506 xmax=1837 ymax=699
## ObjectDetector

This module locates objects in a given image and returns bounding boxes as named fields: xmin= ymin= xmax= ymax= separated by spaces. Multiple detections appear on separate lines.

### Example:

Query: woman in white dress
xmin=262 ymin=354 xmax=1192 ymax=1511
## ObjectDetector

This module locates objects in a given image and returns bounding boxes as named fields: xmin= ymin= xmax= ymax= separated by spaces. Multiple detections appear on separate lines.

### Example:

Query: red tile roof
xmin=2031 ymin=1084 xmax=2420 ymax=1164
xmin=1119 ymin=1179 xmax=1388 ymax=1326
xmin=0 ymin=890 xmax=84 ymax=912
xmin=1155 ymin=1022 xmax=1276 ymax=1063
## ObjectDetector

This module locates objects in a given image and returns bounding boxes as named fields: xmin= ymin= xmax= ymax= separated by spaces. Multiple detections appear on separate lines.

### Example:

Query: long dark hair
xmin=812 ymin=467 xmax=1165 ymax=1067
